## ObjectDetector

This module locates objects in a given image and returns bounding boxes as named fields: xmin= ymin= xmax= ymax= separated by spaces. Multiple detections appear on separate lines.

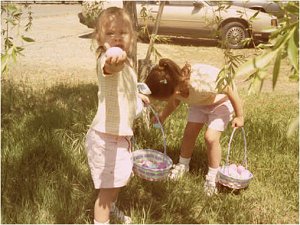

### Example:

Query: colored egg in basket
xmin=132 ymin=149 xmax=173 ymax=181
xmin=218 ymin=163 xmax=253 ymax=189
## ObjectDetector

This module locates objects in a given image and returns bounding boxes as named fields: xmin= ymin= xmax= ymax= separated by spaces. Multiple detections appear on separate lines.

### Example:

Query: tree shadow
xmin=160 ymin=36 xmax=219 ymax=47
xmin=138 ymin=36 xmax=219 ymax=47
xmin=79 ymin=32 xmax=94 ymax=39
xmin=1 ymin=82 xmax=98 ymax=223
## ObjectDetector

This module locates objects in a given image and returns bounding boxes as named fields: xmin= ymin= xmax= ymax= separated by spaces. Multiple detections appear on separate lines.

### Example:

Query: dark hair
xmin=145 ymin=58 xmax=191 ymax=99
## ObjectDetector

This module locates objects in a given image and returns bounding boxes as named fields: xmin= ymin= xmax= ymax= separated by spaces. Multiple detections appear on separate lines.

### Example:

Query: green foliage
xmin=215 ymin=2 xmax=299 ymax=94
xmin=138 ymin=4 xmax=155 ymax=40
xmin=79 ymin=1 xmax=104 ymax=28
xmin=235 ymin=1 xmax=299 ymax=92
xmin=138 ymin=3 xmax=170 ymax=62
xmin=1 ymin=3 xmax=34 ymax=74
xmin=214 ymin=2 xmax=258 ymax=91
xmin=217 ymin=49 xmax=246 ymax=91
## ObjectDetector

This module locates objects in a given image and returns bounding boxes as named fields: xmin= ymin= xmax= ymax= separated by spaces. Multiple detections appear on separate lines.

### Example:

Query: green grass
xmin=1 ymin=79 xmax=299 ymax=224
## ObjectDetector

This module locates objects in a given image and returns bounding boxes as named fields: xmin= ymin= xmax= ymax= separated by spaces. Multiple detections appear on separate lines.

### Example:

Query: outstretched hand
xmin=104 ymin=43 xmax=127 ymax=73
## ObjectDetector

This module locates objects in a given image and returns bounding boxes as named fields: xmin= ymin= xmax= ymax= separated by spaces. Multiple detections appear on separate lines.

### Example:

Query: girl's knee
xmin=204 ymin=130 xmax=220 ymax=145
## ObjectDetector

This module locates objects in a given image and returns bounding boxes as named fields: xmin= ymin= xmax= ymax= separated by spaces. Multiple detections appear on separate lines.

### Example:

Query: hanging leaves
xmin=272 ymin=49 xmax=282 ymax=89
xmin=1 ymin=3 xmax=35 ymax=74
xmin=233 ymin=1 xmax=299 ymax=93
xmin=287 ymin=26 xmax=299 ymax=73
xmin=235 ymin=49 xmax=279 ymax=77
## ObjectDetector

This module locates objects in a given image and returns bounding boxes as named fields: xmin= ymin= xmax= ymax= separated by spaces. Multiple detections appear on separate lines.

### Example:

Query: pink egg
xmin=229 ymin=168 xmax=239 ymax=178
xmin=229 ymin=163 xmax=237 ymax=171
xmin=237 ymin=165 xmax=246 ymax=174
xmin=240 ymin=170 xmax=251 ymax=178
xmin=222 ymin=166 xmax=230 ymax=175
xmin=157 ymin=162 xmax=167 ymax=169
xmin=105 ymin=47 xmax=123 ymax=57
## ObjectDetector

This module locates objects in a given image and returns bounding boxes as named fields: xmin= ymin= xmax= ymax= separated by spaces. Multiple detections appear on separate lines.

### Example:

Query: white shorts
xmin=85 ymin=129 xmax=133 ymax=189
xmin=188 ymin=100 xmax=234 ymax=131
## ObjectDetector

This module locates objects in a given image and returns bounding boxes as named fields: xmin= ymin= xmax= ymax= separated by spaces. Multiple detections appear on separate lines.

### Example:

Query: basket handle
xmin=148 ymin=105 xmax=167 ymax=156
xmin=225 ymin=127 xmax=248 ymax=168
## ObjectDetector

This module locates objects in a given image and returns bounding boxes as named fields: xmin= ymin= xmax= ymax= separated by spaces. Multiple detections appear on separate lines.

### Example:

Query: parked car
xmin=229 ymin=0 xmax=284 ymax=18
xmin=78 ymin=0 xmax=278 ymax=49
xmin=137 ymin=1 xmax=278 ymax=49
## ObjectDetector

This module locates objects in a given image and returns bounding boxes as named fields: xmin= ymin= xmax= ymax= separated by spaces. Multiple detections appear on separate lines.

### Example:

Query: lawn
xmin=1 ymin=76 xmax=298 ymax=224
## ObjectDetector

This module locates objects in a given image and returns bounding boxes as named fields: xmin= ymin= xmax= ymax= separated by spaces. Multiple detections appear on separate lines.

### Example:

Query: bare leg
xmin=180 ymin=122 xmax=204 ymax=158
xmin=204 ymin=128 xmax=222 ymax=169
xmin=94 ymin=188 xmax=121 ymax=223
xmin=169 ymin=122 xmax=205 ymax=179
xmin=203 ymin=128 xmax=222 ymax=196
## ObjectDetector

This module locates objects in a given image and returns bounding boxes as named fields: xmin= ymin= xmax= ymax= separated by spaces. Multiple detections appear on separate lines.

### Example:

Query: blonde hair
xmin=93 ymin=7 xmax=135 ymax=57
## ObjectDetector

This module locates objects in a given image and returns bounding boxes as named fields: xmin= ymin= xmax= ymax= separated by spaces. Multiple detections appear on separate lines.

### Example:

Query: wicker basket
xmin=218 ymin=127 xmax=253 ymax=189
xmin=132 ymin=106 xmax=173 ymax=181
xmin=132 ymin=149 xmax=173 ymax=181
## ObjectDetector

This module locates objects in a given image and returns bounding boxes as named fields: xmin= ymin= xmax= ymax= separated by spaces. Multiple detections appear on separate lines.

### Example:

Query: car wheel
xmin=220 ymin=21 xmax=249 ymax=49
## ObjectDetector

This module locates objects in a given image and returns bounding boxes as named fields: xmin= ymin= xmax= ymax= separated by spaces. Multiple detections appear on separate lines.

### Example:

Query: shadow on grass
xmin=1 ymin=81 xmax=98 ymax=223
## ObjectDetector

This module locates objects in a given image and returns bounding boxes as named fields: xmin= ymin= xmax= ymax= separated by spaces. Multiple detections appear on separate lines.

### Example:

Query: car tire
xmin=220 ymin=21 xmax=250 ymax=49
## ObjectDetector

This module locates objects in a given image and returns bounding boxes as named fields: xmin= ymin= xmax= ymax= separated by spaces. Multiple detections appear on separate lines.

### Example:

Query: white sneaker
xmin=110 ymin=203 xmax=132 ymax=224
xmin=169 ymin=163 xmax=189 ymax=180
xmin=204 ymin=174 xmax=218 ymax=197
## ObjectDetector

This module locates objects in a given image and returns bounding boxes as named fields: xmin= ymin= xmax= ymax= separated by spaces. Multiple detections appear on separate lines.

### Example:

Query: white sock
xmin=94 ymin=219 xmax=110 ymax=224
xmin=207 ymin=167 xmax=219 ymax=179
xmin=179 ymin=156 xmax=191 ymax=166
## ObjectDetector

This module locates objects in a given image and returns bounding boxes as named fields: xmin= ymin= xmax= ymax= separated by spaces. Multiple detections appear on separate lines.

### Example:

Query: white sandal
xmin=204 ymin=174 xmax=218 ymax=197
xmin=110 ymin=203 xmax=132 ymax=224
xmin=168 ymin=163 xmax=189 ymax=180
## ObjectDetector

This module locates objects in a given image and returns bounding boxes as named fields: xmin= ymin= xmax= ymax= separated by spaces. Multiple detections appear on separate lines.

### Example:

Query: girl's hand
xmin=104 ymin=43 xmax=127 ymax=74
xmin=232 ymin=116 xmax=244 ymax=128
xmin=138 ymin=93 xmax=150 ymax=106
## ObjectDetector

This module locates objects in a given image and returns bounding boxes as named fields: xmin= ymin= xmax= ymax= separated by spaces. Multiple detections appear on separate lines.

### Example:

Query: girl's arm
xmin=223 ymin=85 xmax=244 ymax=127
xmin=158 ymin=97 xmax=181 ymax=124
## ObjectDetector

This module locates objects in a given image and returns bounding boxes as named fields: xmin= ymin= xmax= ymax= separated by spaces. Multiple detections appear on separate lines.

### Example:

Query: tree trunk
xmin=138 ymin=1 xmax=165 ymax=81
xmin=123 ymin=1 xmax=138 ymax=71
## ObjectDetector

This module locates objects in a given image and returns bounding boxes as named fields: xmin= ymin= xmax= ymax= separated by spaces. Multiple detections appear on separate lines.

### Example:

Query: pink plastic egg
xmin=240 ymin=170 xmax=251 ymax=178
xmin=237 ymin=165 xmax=246 ymax=174
xmin=223 ymin=166 xmax=230 ymax=175
xmin=229 ymin=163 xmax=237 ymax=171
xmin=157 ymin=162 xmax=167 ymax=169
xmin=105 ymin=47 xmax=123 ymax=57
xmin=229 ymin=168 xmax=239 ymax=178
